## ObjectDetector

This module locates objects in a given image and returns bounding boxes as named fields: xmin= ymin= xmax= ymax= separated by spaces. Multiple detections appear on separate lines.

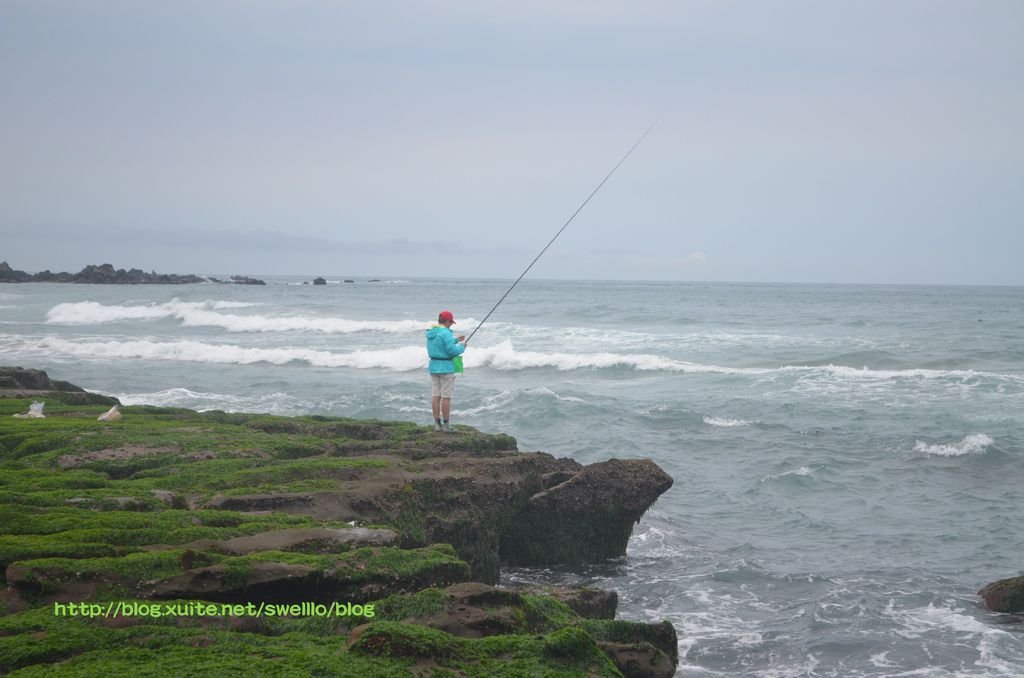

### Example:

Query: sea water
xmin=1 ymin=278 xmax=1022 ymax=676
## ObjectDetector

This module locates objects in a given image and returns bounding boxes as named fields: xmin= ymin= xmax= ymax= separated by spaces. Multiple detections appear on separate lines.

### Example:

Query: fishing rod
xmin=465 ymin=114 xmax=663 ymax=344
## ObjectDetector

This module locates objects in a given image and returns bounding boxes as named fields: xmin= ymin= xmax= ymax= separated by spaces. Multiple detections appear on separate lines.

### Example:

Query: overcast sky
xmin=2 ymin=1 xmax=1022 ymax=284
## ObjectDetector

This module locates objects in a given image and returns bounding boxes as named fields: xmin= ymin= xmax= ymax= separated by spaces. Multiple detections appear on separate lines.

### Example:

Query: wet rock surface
xmin=978 ymin=576 xmax=1024 ymax=614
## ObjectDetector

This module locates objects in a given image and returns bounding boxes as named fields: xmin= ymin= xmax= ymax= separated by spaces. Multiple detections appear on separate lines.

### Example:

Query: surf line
xmin=465 ymin=114 xmax=663 ymax=345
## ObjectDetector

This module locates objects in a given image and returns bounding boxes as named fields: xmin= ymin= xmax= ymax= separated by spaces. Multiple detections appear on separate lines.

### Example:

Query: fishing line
xmin=465 ymin=114 xmax=663 ymax=344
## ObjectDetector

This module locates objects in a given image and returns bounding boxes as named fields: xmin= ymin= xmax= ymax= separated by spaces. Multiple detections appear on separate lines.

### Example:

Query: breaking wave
xmin=703 ymin=416 xmax=753 ymax=428
xmin=45 ymin=300 xmax=430 ymax=334
xmin=913 ymin=434 xmax=995 ymax=457
xmin=114 ymin=387 xmax=314 ymax=413
xmin=6 ymin=335 xmax=1024 ymax=388
xmin=20 ymin=337 xmax=428 ymax=371
xmin=760 ymin=466 xmax=815 ymax=482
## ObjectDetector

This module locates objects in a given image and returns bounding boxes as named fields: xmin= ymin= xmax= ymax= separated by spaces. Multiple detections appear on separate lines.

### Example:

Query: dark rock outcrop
xmin=0 ymin=261 xmax=267 ymax=285
xmin=70 ymin=264 xmax=207 ymax=285
xmin=192 ymin=444 xmax=672 ymax=585
xmin=0 ymin=261 xmax=31 ymax=282
xmin=500 ymin=458 xmax=674 ymax=566
xmin=228 ymin=275 xmax=266 ymax=286
xmin=1 ymin=261 xmax=208 ymax=284
xmin=312 ymin=277 xmax=327 ymax=285
xmin=599 ymin=639 xmax=677 ymax=678
xmin=978 ymin=576 xmax=1024 ymax=614
xmin=0 ymin=367 xmax=118 ymax=406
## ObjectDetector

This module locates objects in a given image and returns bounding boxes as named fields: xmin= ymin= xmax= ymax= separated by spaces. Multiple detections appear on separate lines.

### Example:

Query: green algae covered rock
xmin=0 ymin=375 xmax=678 ymax=676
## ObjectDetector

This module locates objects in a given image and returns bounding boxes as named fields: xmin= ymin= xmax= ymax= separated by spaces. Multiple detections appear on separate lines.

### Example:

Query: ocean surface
xmin=1 ymin=277 xmax=1022 ymax=676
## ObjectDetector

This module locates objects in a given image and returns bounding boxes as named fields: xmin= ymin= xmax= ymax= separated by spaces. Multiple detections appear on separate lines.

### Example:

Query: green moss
xmin=123 ymin=456 xmax=387 ymax=495
xmin=393 ymin=482 xmax=428 ymax=545
xmin=0 ymin=606 xmax=122 ymax=672
xmin=0 ymin=468 xmax=110 ymax=491
xmin=542 ymin=625 xmax=602 ymax=661
xmin=0 ymin=507 xmax=346 ymax=579
xmin=351 ymin=622 xmax=622 ymax=677
xmin=352 ymin=621 xmax=462 ymax=659
xmin=9 ymin=544 xmax=466 ymax=599
xmin=520 ymin=594 xmax=579 ymax=631
xmin=370 ymin=588 xmax=450 ymax=622
xmin=0 ymin=534 xmax=129 ymax=570
xmin=239 ymin=544 xmax=468 ymax=584
xmin=0 ymin=605 xmax=414 ymax=676
xmin=0 ymin=397 xmax=643 ymax=676
xmin=0 ymin=506 xmax=332 ymax=537
xmin=11 ymin=549 xmax=223 ymax=586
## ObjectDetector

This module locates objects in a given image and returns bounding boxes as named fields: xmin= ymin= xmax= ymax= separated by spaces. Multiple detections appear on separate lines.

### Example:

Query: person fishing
xmin=426 ymin=310 xmax=466 ymax=432
xmin=423 ymin=116 xmax=659 ymax=434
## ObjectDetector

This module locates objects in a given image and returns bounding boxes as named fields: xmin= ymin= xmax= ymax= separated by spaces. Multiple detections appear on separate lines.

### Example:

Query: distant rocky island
xmin=0 ymin=261 xmax=264 ymax=285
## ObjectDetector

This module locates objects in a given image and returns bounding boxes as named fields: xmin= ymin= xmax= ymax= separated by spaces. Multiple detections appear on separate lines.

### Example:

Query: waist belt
xmin=429 ymin=356 xmax=453 ymax=361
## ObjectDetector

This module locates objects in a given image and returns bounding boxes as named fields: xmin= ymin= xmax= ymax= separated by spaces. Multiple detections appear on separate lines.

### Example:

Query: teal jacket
xmin=426 ymin=325 xmax=465 ymax=374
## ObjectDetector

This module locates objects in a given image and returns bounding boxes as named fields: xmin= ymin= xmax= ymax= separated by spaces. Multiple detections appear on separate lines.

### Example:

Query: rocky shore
xmin=0 ymin=367 xmax=677 ymax=676
xmin=0 ymin=262 xmax=264 ymax=285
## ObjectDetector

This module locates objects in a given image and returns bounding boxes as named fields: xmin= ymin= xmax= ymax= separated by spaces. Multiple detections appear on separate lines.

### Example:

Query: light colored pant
xmin=430 ymin=373 xmax=455 ymax=398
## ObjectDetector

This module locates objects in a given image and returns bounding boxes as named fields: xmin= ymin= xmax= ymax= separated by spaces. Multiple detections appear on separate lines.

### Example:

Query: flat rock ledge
xmin=0 ymin=368 xmax=679 ymax=676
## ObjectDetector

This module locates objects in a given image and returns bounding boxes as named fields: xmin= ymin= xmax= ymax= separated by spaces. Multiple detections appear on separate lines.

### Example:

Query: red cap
xmin=438 ymin=310 xmax=455 ymax=324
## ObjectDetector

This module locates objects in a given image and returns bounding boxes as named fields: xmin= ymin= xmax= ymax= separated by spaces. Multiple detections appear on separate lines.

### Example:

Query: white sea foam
xmin=913 ymin=434 xmax=994 ymax=457
xmin=44 ymin=299 xmax=429 ymax=334
xmin=525 ymin=386 xmax=587 ymax=403
xmin=703 ymin=416 xmax=752 ymax=428
xmin=884 ymin=599 xmax=1013 ymax=661
xmin=9 ymin=332 xmax=1024 ymax=391
xmin=28 ymin=337 xmax=429 ymax=371
xmin=760 ymin=467 xmax=814 ymax=482
xmin=47 ymin=300 xmax=175 ymax=323
xmin=114 ymin=387 xmax=319 ymax=413
xmin=47 ymin=299 xmax=257 ymax=324
xmin=173 ymin=310 xmax=428 ymax=334
xmin=457 ymin=390 xmax=519 ymax=416
xmin=470 ymin=341 xmax=766 ymax=373
xmin=475 ymin=346 xmax=1024 ymax=383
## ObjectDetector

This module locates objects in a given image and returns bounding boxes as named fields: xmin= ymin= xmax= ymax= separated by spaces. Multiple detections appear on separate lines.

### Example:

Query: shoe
xmin=443 ymin=421 xmax=455 ymax=433
xmin=434 ymin=421 xmax=442 ymax=432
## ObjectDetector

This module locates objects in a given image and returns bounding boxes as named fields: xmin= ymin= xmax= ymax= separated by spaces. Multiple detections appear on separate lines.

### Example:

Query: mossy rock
xmin=351 ymin=621 xmax=622 ymax=677
xmin=8 ymin=544 xmax=470 ymax=605
xmin=979 ymin=575 xmax=1024 ymax=614
xmin=0 ymin=390 xmax=677 ymax=676
xmin=0 ymin=604 xmax=414 ymax=676
xmin=0 ymin=507 xmax=344 ymax=581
